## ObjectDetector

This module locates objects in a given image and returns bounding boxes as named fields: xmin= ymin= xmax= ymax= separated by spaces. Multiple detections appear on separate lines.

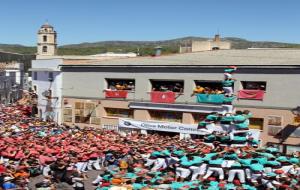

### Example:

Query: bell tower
xmin=37 ymin=22 xmax=57 ymax=56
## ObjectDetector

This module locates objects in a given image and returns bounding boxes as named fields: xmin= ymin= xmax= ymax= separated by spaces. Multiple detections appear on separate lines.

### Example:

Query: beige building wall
xmin=62 ymin=98 xmax=298 ymax=146
xmin=238 ymin=106 xmax=298 ymax=145
xmin=191 ymin=41 xmax=231 ymax=52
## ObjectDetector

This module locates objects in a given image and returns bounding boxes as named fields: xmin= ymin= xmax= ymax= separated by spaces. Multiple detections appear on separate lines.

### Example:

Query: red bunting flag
xmin=150 ymin=91 xmax=175 ymax=103
xmin=238 ymin=90 xmax=264 ymax=100
xmin=105 ymin=90 xmax=128 ymax=98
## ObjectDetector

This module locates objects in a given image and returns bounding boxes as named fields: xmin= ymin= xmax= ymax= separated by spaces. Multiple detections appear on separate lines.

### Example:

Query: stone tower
xmin=37 ymin=22 xmax=57 ymax=56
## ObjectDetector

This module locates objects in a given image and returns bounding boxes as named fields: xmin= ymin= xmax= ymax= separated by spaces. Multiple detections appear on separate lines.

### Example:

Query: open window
xmin=150 ymin=80 xmax=184 ymax=93
xmin=105 ymin=108 xmax=133 ymax=118
xmin=238 ymin=81 xmax=266 ymax=100
xmin=48 ymin=72 xmax=53 ymax=82
xmin=105 ymin=78 xmax=135 ymax=91
xmin=149 ymin=110 xmax=182 ymax=122
xmin=249 ymin=118 xmax=264 ymax=130
xmin=241 ymin=81 xmax=266 ymax=91
xmin=194 ymin=80 xmax=223 ymax=94
xmin=33 ymin=72 xmax=37 ymax=80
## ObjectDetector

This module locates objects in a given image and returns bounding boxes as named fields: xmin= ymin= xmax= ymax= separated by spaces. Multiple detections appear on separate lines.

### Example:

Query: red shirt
xmin=0 ymin=165 xmax=6 ymax=174
xmin=15 ymin=151 xmax=25 ymax=159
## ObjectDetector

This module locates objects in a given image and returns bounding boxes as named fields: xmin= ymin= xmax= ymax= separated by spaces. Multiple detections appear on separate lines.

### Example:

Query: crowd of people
xmin=107 ymin=81 xmax=135 ymax=91
xmin=0 ymin=104 xmax=299 ymax=190
xmin=0 ymin=67 xmax=300 ymax=190
xmin=192 ymin=66 xmax=237 ymax=97
xmin=152 ymin=83 xmax=183 ymax=93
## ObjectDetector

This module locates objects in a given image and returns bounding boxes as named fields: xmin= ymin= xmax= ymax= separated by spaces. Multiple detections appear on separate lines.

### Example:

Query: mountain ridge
xmin=1 ymin=36 xmax=300 ymax=55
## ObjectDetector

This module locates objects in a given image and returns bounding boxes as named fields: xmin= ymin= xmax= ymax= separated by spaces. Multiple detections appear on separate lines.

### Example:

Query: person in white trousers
xmin=227 ymin=162 xmax=246 ymax=183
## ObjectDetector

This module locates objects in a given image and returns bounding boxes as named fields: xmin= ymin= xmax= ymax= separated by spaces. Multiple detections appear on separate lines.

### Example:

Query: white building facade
xmin=31 ymin=59 xmax=62 ymax=122
xmin=0 ymin=62 xmax=25 ymax=104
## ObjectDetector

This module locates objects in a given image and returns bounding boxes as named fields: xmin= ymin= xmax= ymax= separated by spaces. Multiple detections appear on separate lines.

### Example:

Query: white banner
xmin=118 ymin=118 xmax=261 ymax=141
xmin=119 ymin=118 xmax=202 ymax=135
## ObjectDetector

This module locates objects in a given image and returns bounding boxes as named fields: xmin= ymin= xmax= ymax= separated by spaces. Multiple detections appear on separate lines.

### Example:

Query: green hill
xmin=1 ymin=37 xmax=300 ymax=56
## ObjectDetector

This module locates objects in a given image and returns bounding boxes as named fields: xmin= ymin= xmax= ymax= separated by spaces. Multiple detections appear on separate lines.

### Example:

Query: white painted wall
xmin=31 ymin=59 xmax=63 ymax=123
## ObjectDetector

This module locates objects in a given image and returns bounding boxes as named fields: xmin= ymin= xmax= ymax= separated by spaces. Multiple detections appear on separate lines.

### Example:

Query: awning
xmin=29 ymin=68 xmax=60 ymax=72
xmin=129 ymin=102 xmax=225 ymax=113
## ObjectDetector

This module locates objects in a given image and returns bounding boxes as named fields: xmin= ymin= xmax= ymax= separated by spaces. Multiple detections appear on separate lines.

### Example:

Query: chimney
xmin=214 ymin=34 xmax=220 ymax=42
xmin=154 ymin=46 xmax=162 ymax=56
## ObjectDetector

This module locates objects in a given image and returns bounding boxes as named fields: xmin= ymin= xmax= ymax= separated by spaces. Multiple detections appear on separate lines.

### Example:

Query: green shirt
xmin=173 ymin=150 xmax=185 ymax=156
xmin=206 ymin=114 xmax=219 ymax=121
xmin=181 ymin=160 xmax=193 ymax=167
xmin=161 ymin=149 xmax=171 ymax=156
xmin=235 ymin=122 xmax=249 ymax=129
xmin=221 ymin=115 xmax=234 ymax=122
xmin=232 ymin=136 xmax=247 ymax=142
xmin=203 ymin=153 xmax=218 ymax=161
xmin=249 ymin=163 xmax=264 ymax=171
xmin=276 ymin=156 xmax=288 ymax=162
xmin=289 ymin=157 xmax=300 ymax=164
xmin=198 ymin=121 xmax=207 ymax=127
xmin=209 ymin=159 xmax=224 ymax=165
xmin=133 ymin=183 xmax=145 ymax=190
xmin=255 ymin=157 xmax=268 ymax=165
xmin=233 ymin=115 xmax=246 ymax=122
xmin=266 ymin=160 xmax=280 ymax=166
xmin=223 ymin=96 xmax=235 ymax=103
xmin=239 ymin=158 xmax=252 ymax=166
xmin=151 ymin=151 xmax=161 ymax=157
xmin=224 ymin=68 xmax=235 ymax=73
xmin=222 ymin=80 xmax=235 ymax=87
xmin=192 ymin=156 xmax=203 ymax=164
xmin=242 ymin=184 xmax=257 ymax=190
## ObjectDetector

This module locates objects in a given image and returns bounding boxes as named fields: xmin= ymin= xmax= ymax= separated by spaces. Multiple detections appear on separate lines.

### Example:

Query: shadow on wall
xmin=274 ymin=124 xmax=300 ymax=143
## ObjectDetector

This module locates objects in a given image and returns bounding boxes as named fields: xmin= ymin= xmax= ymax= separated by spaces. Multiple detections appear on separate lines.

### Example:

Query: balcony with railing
xmin=238 ymin=89 xmax=265 ymax=100
xmin=104 ymin=78 xmax=135 ymax=99
xmin=150 ymin=80 xmax=183 ymax=104
xmin=238 ymin=81 xmax=266 ymax=100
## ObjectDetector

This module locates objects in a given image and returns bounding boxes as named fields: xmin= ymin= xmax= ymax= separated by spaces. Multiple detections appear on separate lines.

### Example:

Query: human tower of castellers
xmin=0 ymin=67 xmax=300 ymax=190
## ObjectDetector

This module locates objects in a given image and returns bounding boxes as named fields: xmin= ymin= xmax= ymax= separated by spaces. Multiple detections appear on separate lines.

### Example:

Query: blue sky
xmin=1 ymin=0 xmax=300 ymax=45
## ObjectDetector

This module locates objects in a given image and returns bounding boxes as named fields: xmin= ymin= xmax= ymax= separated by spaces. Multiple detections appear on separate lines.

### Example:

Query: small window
xmin=33 ymin=85 xmax=37 ymax=92
xmin=105 ymin=108 xmax=133 ymax=118
xmin=267 ymin=115 xmax=282 ymax=126
xmin=286 ymin=145 xmax=300 ymax=155
xmin=151 ymin=80 xmax=184 ymax=93
xmin=48 ymin=72 xmax=53 ymax=81
xmin=249 ymin=118 xmax=264 ymax=130
xmin=33 ymin=72 xmax=37 ymax=80
xmin=43 ymin=35 xmax=47 ymax=42
xmin=42 ymin=46 xmax=48 ymax=53
xmin=63 ymin=108 xmax=73 ymax=123
xmin=193 ymin=113 xmax=208 ymax=124
xmin=106 ymin=79 xmax=135 ymax=91
xmin=194 ymin=80 xmax=223 ymax=94
xmin=149 ymin=110 xmax=182 ymax=122
xmin=241 ymin=81 xmax=266 ymax=91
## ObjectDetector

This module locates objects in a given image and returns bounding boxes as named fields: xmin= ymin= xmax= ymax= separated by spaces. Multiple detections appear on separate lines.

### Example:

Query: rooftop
xmin=61 ymin=49 xmax=300 ymax=67
xmin=41 ymin=22 xmax=54 ymax=29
